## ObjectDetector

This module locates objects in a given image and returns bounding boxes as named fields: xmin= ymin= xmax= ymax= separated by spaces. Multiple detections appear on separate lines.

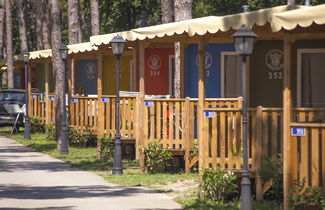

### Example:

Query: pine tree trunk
xmin=42 ymin=0 xmax=51 ymax=49
xmin=16 ymin=0 xmax=28 ymax=52
xmin=287 ymin=0 xmax=295 ymax=5
xmin=50 ymin=0 xmax=65 ymax=150
xmin=90 ymin=0 xmax=99 ymax=35
xmin=68 ymin=0 xmax=81 ymax=44
xmin=174 ymin=0 xmax=192 ymax=98
xmin=35 ymin=0 xmax=43 ymax=50
xmin=5 ymin=0 xmax=13 ymax=88
xmin=161 ymin=0 xmax=174 ymax=23
xmin=0 ymin=0 xmax=5 ymax=57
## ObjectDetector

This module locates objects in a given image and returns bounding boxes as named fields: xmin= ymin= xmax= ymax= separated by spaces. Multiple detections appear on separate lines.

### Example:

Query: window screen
xmin=224 ymin=55 xmax=242 ymax=98
xmin=301 ymin=53 xmax=325 ymax=107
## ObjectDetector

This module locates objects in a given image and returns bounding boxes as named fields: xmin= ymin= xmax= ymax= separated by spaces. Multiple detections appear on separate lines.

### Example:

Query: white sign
xmin=291 ymin=127 xmax=306 ymax=137
xmin=204 ymin=111 xmax=216 ymax=118
xmin=145 ymin=101 xmax=153 ymax=107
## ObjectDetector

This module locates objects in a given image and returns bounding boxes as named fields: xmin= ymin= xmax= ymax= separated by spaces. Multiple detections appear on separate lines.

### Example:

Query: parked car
xmin=0 ymin=89 xmax=26 ymax=129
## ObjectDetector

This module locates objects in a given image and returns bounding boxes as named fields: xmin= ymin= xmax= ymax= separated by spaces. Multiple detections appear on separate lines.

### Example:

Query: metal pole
xmin=112 ymin=55 xmax=123 ymax=175
xmin=240 ymin=55 xmax=251 ymax=210
xmin=60 ymin=59 xmax=69 ymax=155
xmin=24 ymin=61 xmax=31 ymax=140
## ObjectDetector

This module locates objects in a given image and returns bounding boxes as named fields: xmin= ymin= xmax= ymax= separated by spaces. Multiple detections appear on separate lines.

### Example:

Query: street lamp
xmin=59 ymin=45 xmax=69 ymax=155
xmin=22 ymin=50 xmax=31 ymax=140
xmin=232 ymin=25 xmax=257 ymax=210
xmin=110 ymin=35 xmax=126 ymax=175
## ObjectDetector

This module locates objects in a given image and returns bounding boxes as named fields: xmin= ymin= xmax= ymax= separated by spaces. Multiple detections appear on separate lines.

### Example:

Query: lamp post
xmin=59 ymin=45 xmax=69 ymax=155
xmin=110 ymin=35 xmax=126 ymax=175
xmin=22 ymin=50 xmax=31 ymax=140
xmin=232 ymin=26 xmax=256 ymax=210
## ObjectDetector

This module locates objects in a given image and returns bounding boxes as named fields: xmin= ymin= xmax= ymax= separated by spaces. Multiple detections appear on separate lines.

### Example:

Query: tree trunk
xmin=161 ymin=0 xmax=174 ymax=23
xmin=50 ymin=0 xmax=65 ymax=151
xmin=35 ymin=0 xmax=43 ymax=50
xmin=16 ymin=0 xmax=28 ymax=52
xmin=5 ymin=0 xmax=13 ymax=88
xmin=68 ymin=0 xmax=81 ymax=44
xmin=174 ymin=0 xmax=192 ymax=98
xmin=90 ymin=0 xmax=99 ymax=35
xmin=287 ymin=0 xmax=295 ymax=5
xmin=42 ymin=0 xmax=51 ymax=49
xmin=0 ymin=0 xmax=5 ymax=58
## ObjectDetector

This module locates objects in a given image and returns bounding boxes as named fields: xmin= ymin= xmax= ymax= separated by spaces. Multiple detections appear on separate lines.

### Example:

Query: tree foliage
xmin=1 ymin=0 xmax=324 ymax=56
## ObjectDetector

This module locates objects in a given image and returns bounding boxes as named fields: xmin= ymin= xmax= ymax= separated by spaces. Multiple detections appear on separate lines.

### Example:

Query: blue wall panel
xmin=184 ymin=43 xmax=235 ymax=98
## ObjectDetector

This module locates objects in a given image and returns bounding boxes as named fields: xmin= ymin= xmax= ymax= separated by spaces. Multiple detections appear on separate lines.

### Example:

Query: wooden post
xmin=198 ymin=38 xmax=206 ymax=176
xmin=283 ymin=36 xmax=293 ymax=210
xmin=28 ymin=63 xmax=32 ymax=116
xmin=71 ymin=55 xmax=75 ymax=95
xmin=97 ymin=50 xmax=104 ymax=159
xmin=45 ymin=62 xmax=50 ymax=125
xmin=184 ymin=97 xmax=191 ymax=172
xmin=139 ymin=41 xmax=146 ymax=172
xmin=180 ymin=43 xmax=185 ymax=98
xmin=255 ymin=106 xmax=263 ymax=200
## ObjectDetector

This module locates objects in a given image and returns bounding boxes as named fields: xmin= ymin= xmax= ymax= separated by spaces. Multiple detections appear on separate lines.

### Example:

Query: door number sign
xmin=291 ymin=127 xmax=305 ymax=137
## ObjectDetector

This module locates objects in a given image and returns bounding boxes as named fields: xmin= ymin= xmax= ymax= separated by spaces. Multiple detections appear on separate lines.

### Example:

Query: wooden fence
xmin=29 ymin=95 xmax=325 ymax=197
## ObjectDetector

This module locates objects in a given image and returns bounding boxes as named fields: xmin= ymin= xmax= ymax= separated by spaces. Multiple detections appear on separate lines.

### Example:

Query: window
xmin=221 ymin=52 xmax=242 ymax=98
xmin=297 ymin=49 xmax=325 ymax=107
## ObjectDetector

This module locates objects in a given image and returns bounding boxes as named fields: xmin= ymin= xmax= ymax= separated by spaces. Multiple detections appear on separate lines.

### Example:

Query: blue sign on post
xmin=49 ymin=96 xmax=55 ymax=101
xmin=102 ymin=98 xmax=109 ymax=103
xmin=291 ymin=127 xmax=305 ymax=136
xmin=145 ymin=101 xmax=153 ymax=107
xmin=204 ymin=111 xmax=216 ymax=118
xmin=71 ymin=98 xmax=78 ymax=103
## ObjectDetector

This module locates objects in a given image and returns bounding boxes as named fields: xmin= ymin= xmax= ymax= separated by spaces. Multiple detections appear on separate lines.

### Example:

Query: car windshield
xmin=0 ymin=91 xmax=25 ymax=104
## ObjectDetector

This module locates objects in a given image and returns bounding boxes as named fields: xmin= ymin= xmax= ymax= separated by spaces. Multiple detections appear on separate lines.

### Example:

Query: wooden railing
xmin=290 ymin=123 xmax=325 ymax=194
xmin=30 ymin=93 xmax=46 ymax=123
xmin=70 ymin=96 xmax=98 ymax=130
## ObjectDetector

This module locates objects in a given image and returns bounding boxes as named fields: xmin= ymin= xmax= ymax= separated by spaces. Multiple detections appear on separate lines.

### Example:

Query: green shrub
xmin=289 ymin=178 xmax=325 ymax=210
xmin=259 ymin=154 xmax=283 ymax=201
xmin=69 ymin=127 xmax=97 ymax=147
xmin=202 ymin=167 xmax=238 ymax=202
xmin=98 ymin=135 xmax=114 ymax=160
xmin=140 ymin=140 xmax=173 ymax=174
xmin=30 ymin=116 xmax=46 ymax=133
xmin=45 ymin=124 xmax=56 ymax=140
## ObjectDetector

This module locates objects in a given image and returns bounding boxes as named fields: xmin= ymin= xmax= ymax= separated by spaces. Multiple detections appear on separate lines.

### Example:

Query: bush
xmin=140 ymin=140 xmax=173 ymax=174
xmin=259 ymin=154 xmax=283 ymax=201
xmin=45 ymin=124 xmax=56 ymax=140
xmin=98 ymin=135 xmax=114 ymax=160
xmin=69 ymin=127 xmax=97 ymax=147
xmin=289 ymin=178 xmax=325 ymax=210
xmin=202 ymin=167 xmax=238 ymax=202
xmin=30 ymin=116 xmax=46 ymax=133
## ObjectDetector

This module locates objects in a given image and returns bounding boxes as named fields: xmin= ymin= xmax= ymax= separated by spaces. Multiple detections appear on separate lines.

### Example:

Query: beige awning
xmin=29 ymin=42 xmax=98 ymax=60
xmin=272 ymin=4 xmax=325 ymax=32
xmin=90 ymin=5 xmax=303 ymax=46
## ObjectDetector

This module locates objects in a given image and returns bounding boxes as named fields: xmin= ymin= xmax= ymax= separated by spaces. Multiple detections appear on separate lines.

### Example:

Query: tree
xmin=161 ymin=0 xmax=174 ymax=23
xmin=35 ymin=0 xmax=43 ymax=50
xmin=0 ymin=0 xmax=5 ymax=58
xmin=16 ymin=0 xmax=28 ymax=52
xmin=5 ymin=0 xmax=13 ymax=88
xmin=68 ymin=0 xmax=82 ymax=44
xmin=90 ymin=0 xmax=99 ymax=35
xmin=50 ymin=0 xmax=67 ymax=153
xmin=42 ymin=0 xmax=51 ymax=49
xmin=174 ymin=0 xmax=192 ymax=98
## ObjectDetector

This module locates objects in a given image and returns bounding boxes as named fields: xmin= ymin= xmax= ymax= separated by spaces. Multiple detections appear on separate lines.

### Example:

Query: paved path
xmin=0 ymin=136 xmax=182 ymax=210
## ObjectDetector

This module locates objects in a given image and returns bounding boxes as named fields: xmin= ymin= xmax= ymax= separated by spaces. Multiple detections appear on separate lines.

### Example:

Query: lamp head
xmin=231 ymin=26 xmax=257 ymax=56
xmin=110 ymin=35 xmax=126 ymax=56
xmin=21 ymin=50 xmax=30 ymax=63
xmin=59 ymin=45 xmax=69 ymax=60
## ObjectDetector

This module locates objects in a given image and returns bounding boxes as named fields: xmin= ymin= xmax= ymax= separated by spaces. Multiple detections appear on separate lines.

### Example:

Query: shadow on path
xmin=0 ymin=184 xmax=158 ymax=200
